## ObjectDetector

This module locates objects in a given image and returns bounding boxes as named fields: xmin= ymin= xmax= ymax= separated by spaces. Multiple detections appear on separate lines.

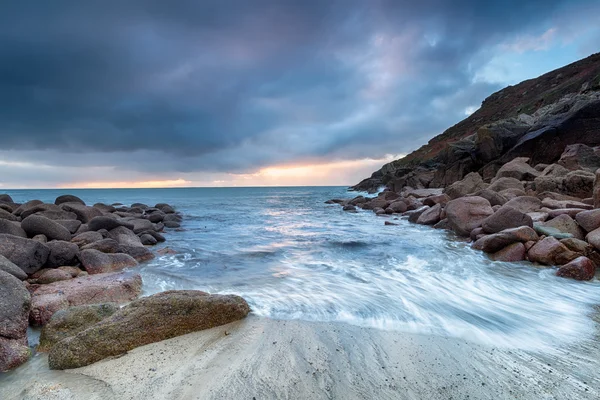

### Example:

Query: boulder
xmin=155 ymin=203 xmax=176 ymax=214
xmin=445 ymin=196 xmax=494 ymax=236
xmin=38 ymin=303 xmax=119 ymax=352
xmin=527 ymin=237 xmax=578 ymax=265
xmin=137 ymin=230 xmax=166 ymax=243
xmin=444 ymin=172 xmax=488 ymax=199
xmin=81 ymin=238 xmax=121 ymax=253
xmin=0 ymin=270 xmax=31 ymax=371
xmin=59 ymin=203 xmax=103 ymax=223
xmin=148 ymin=212 xmax=165 ymax=223
xmin=472 ymin=226 xmax=538 ymax=253
xmin=495 ymin=157 xmax=539 ymax=181
xmin=88 ymin=216 xmax=134 ymax=232
xmin=563 ymin=170 xmax=595 ymax=198
xmin=407 ymin=206 xmax=429 ymax=223
xmin=541 ymin=163 xmax=570 ymax=177
xmin=35 ymin=209 xmax=79 ymax=221
xmin=93 ymin=203 xmax=116 ymax=213
xmin=416 ymin=204 xmax=442 ymax=225
xmin=541 ymin=198 xmax=593 ymax=210
xmin=29 ymin=271 xmax=142 ymax=326
xmin=79 ymin=249 xmax=138 ymax=275
xmin=542 ymin=214 xmax=586 ymax=240
xmin=13 ymin=199 xmax=43 ymax=216
xmin=0 ymin=254 xmax=27 ymax=280
xmin=423 ymin=194 xmax=450 ymax=207
xmin=0 ymin=337 xmax=30 ymax=372
xmin=576 ymin=209 xmax=600 ymax=233
xmin=490 ymin=242 xmax=527 ymax=262
xmin=32 ymin=234 xmax=47 ymax=243
xmin=557 ymin=144 xmax=600 ymax=172
xmin=45 ymin=240 xmax=80 ymax=268
xmin=164 ymin=221 xmax=181 ymax=229
xmin=481 ymin=206 xmax=533 ymax=234
xmin=48 ymin=290 xmax=250 ymax=370
xmin=587 ymin=228 xmax=600 ymax=251
xmin=57 ymin=266 xmax=84 ymax=278
xmin=55 ymin=195 xmax=86 ymax=206
xmin=594 ymin=168 xmax=600 ymax=208
xmin=0 ymin=219 xmax=27 ymax=238
xmin=0 ymin=234 xmax=50 ymax=275
xmin=556 ymin=256 xmax=596 ymax=281
xmin=108 ymin=226 xmax=144 ymax=247
xmin=71 ymin=231 xmax=104 ymax=247
xmin=342 ymin=205 xmax=356 ymax=212
xmin=488 ymin=177 xmax=524 ymax=193
xmin=502 ymin=196 xmax=542 ymax=213
xmin=472 ymin=189 xmax=508 ymax=206
xmin=527 ymin=212 xmax=549 ymax=223
xmin=21 ymin=215 xmax=72 ymax=242
xmin=55 ymin=219 xmax=82 ymax=234
xmin=534 ymin=224 xmax=573 ymax=239
xmin=433 ymin=219 xmax=450 ymax=230
xmin=0 ymin=209 xmax=18 ymax=222
xmin=140 ymin=234 xmax=158 ymax=246
xmin=20 ymin=204 xmax=64 ymax=220
xmin=534 ymin=176 xmax=563 ymax=193
xmin=128 ymin=218 xmax=157 ymax=234
xmin=547 ymin=208 xmax=589 ymax=219
xmin=560 ymin=238 xmax=592 ymax=254
xmin=35 ymin=269 xmax=74 ymax=284
xmin=0 ymin=194 xmax=13 ymax=203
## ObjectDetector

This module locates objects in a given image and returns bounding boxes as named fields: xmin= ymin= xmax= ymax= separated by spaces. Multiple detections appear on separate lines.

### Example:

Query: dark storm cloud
xmin=0 ymin=0 xmax=597 ymax=177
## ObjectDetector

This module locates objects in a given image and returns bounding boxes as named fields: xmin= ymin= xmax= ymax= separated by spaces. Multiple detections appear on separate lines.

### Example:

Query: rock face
xmin=21 ymin=215 xmax=72 ymax=242
xmin=556 ymin=256 xmax=596 ymax=281
xmin=0 ymin=270 xmax=31 ymax=371
xmin=38 ymin=303 xmax=119 ymax=352
xmin=445 ymin=196 xmax=494 ymax=236
xmin=48 ymin=290 xmax=250 ymax=369
xmin=0 ymin=234 xmax=50 ymax=275
xmin=29 ymin=271 xmax=142 ymax=326
xmin=79 ymin=249 xmax=138 ymax=274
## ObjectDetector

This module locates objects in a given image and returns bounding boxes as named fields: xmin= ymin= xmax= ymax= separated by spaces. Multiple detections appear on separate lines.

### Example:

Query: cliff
xmin=353 ymin=53 xmax=600 ymax=193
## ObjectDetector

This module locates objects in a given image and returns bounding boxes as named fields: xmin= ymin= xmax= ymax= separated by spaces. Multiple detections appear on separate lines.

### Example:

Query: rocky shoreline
xmin=0 ymin=194 xmax=250 ymax=372
xmin=330 ymin=145 xmax=600 ymax=281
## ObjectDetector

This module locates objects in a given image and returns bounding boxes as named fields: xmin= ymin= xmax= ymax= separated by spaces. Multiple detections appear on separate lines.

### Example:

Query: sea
xmin=5 ymin=186 xmax=600 ymax=352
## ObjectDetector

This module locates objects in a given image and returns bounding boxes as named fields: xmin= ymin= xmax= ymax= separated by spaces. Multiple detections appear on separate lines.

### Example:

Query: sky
xmin=0 ymin=1 xmax=599 ymax=189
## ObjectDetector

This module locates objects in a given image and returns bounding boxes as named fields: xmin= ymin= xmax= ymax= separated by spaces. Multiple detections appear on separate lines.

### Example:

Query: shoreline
xmin=2 ymin=315 xmax=599 ymax=399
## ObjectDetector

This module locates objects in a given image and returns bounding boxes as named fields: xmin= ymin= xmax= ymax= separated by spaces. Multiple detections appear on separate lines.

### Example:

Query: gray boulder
xmin=444 ymin=172 xmax=488 ymax=199
xmin=495 ymin=157 xmax=539 ymax=181
xmin=563 ymin=170 xmax=595 ymax=198
xmin=45 ymin=241 xmax=80 ymax=268
xmin=0 ymin=270 xmax=31 ymax=371
xmin=55 ymin=195 xmax=85 ymax=206
xmin=0 ymin=194 xmax=13 ymax=203
xmin=0 ymin=234 xmax=50 ymax=275
xmin=81 ymin=238 xmax=121 ymax=253
xmin=59 ymin=203 xmax=102 ymax=223
xmin=0 ymin=209 xmax=18 ymax=222
xmin=488 ymin=177 xmax=524 ymax=193
xmin=0 ymin=220 xmax=27 ymax=238
xmin=88 ymin=216 xmax=134 ymax=232
xmin=108 ymin=226 xmax=143 ymax=247
xmin=79 ymin=249 xmax=138 ymax=274
xmin=594 ymin=168 xmax=600 ymax=208
xmin=54 ymin=219 xmax=82 ymax=234
xmin=21 ymin=215 xmax=72 ymax=242
xmin=140 ymin=234 xmax=158 ymax=245
xmin=502 ymin=196 xmax=542 ymax=213
xmin=0 ymin=255 xmax=27 ymax=280
xmin=445 ymin=196 xmax=494 ymax=236
xmin=481 ymin=206 xmax=533 ymax=234
xmin=71 ymin=231 xmax=103 ymax=247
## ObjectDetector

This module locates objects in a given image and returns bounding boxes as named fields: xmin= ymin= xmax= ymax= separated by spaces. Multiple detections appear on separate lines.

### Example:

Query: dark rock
xmin=88 ymin=216 xmax=134 ymax=232
xmin=490 ymin=242 xmax=527 ymax=262
xmin=93 ymin=203 xmax=116 ymax=213
xmin=534 ymin=175 xmax=563 ymax=193
xmin=108 ymin=226 xmax=143 ymax=247
xmin=45 ymin=241 xmax=80 ymax=268
xmin=0 ymin=255 xmax=27 ymax=280
xmin=593 ymin=168 xmax=600 ymax=208
xmin=38 ymin=303 xmax=119 ymax=352
xmin=71 ymin=231 xmax=104 ymax=247
xmin=0 ymin=234 xmax=50 ymax=275
xmin=423 ymin=194 xmax=451 ymax=207
xmin=81 ymin=238 xmax=121 ymax=253
xmin=155 ymin=203 xmax=176 ymax=213
xmin=116 ymin=245 xmax=155 ymax=263
xmin=55 ymin=195 xmax=85 ymax=206
xmin=445 ymin=196 xmax=494 ymax=236
xmin=0 ymin=209 xmax=18 ymax=222
xmin=384 ymin=221 xmax=398 ymax=226
xmin=79 ymin=249 xmax=138 ymax=274
xmin=55 ymin=219 xmax=82 ymax=234
xmin=387 ymin=201 xmax=408 ymax=213
xmin=556 ymin=256 xmax=596 ymax=281
xmin=563 ymin=170 xmax=595 ymax=198
xmin=48 ymin=290 xmax=250 ymax=369
xmin=13 ymin=200 xmax=43 ymax=216
xmin=433 ymin=219 xmax=450 ymax=230
xmin=0 ymin=270 xmax=31 ymax=371
xmin=482 ymin=206 xmax=533 ymax=234
xmin=0 ymin=220 xmax=27 ymax=238
xmin=140 ymin=234 xmax=158 ymax=246
xmin=59 ymin=203 xmax=103 ymax=223
xmin=148 ymin=212 xmax=165 ymax=223
xmin=138 ymin=230 xmax=166 ymax=243
xmin=416 ymin=204 xmax=442 ymax=225
xmin=0 ymin=194 xmax=13 ymax=203
xmin=29 ymin=271 xmax=142 ymax=326
xmin=164 ymin=221 xmax=181 ymax=228
xmin=472 ymin=189 xmax=508 ymax=206
xmin=342 ymin=205 xmax=356 ymax=212
xmin=32 ymin=234 xmax=47 ymax=243
xmin=21 ymin=215 xmax=72 ymax=242
xmin=407 ymin=206 xmax=429 ymax=223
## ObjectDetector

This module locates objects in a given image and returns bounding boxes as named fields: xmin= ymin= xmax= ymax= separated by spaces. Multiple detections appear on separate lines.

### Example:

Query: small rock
xmin=556 ymin=256 xmax=596 ymax=281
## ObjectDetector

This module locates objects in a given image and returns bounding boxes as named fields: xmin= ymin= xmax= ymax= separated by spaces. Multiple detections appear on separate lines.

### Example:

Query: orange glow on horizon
xmin=61 ymin=179 xmax=192 ymax=189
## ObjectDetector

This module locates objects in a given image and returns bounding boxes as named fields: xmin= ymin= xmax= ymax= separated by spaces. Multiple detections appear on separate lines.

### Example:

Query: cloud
xmin=0 ymin=0 xmax=598 ymax=187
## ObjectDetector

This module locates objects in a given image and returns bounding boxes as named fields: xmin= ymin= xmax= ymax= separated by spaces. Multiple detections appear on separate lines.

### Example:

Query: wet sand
xmin=1 ymin=315 xmax=599 ymax=399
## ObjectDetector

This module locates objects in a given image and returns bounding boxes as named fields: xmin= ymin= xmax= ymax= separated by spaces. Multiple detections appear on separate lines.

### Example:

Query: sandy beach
xmin=2 ymin=314 xmax=599 ymax=399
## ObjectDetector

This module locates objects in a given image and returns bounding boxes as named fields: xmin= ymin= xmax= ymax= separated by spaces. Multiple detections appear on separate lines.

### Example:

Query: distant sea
xmin=5 ymin=186 xmax=600 ymax=351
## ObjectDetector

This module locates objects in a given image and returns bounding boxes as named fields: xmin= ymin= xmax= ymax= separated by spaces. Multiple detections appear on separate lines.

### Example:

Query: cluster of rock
xmin=0 ymin=194 xmax=183 ymax=371
xmin=330 ymin=146 xmax=600 ymax=281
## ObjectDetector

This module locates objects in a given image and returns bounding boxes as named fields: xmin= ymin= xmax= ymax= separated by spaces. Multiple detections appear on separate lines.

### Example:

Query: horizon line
xmin=1 ymin=184 xmax=355 ymax=191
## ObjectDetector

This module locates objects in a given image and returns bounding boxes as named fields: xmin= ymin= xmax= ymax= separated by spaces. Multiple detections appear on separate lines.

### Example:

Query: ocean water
xmin=5 ymin=186 xmax=600 ymax=351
